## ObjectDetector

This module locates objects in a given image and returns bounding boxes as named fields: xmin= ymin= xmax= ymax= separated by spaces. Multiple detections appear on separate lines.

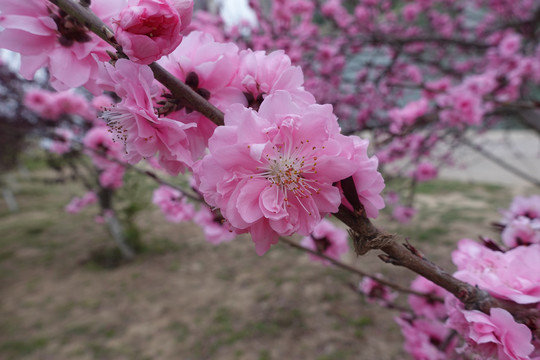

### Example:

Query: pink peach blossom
xmin=396 ymin=315 xmax=457 ymax=360
xmin=321 ymin=0 xmax=352 ymax=28
xmin=152 ymin=185 xmax=195 ymax=223
xmin=393 ymin=205 xmax=417 ymax=224
xmin=453 ymin=239 xmax=540 ymax=304
xmin=408 ymin=276 xmax=447 ymax=320
xmin=502 ymin=216 xmax=540 ymax=248
xmin=339 ymin=136 xmax=385 ymax=218
xmin=158 ymin=31 xmax=245 ymax=159
xmin=502 ymin=195 xmax=540 ymax=224
xmin=465 ymin=308 xmax=534 ymax=360
xmin=83 ymin=126 xmax=124 ymax=169
xmin=24 ymin=89 xmax=59 ymax=120
xmin=24 ymin=89 xmax=93 ymax=120
xmin=438 ymin=88 xmax=485 ymax=127
xmin=53 ymin=91 xmax=91 ymax=119
xmin=99 ymin=165 xmax=125 ymax=189
xmin=193 ymin=206 xmax=237 ymax=245
xmin=359 ymin=274 xmax=398 ymax=305
xmin=413 ymin=162 xmax=438 ymax=182
xmin=98 ymin=59 xmax=195 ymax=175
xmin=499 ymin=32 xmax=522 ymax=58
xmin=195 ymin=91 xmax=363 ymax=255
xmin=388 ymin=98 xmax=429 ymax=134
xmin=300 ymin=218 xmax=349 ymax=265
xmin=235 ymin=49 xmax=315 ymax=108
xmin=0 ymin=0 xmax=126 ymax=93
xmin=49 ymin=128 xmax=74 ymax=155
xmin=66 ymin=192 xmax=98 ymax=213
xmin=91 ymin=95 xmax=115 ymax=111
xmin=402 ymin=3 xmax=422 ymax=22
xmin=446 ymin=296 xmax=534 ymax=360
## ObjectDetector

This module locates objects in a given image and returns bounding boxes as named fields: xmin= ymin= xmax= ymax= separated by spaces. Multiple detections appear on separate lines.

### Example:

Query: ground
xmin=0 ymin=154 xmax=533 ymax=360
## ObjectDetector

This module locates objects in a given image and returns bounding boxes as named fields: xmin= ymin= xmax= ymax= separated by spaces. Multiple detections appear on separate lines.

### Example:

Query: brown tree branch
xmin=334 ymin=204 xmax=540 ymax=329
xmin=48 ymin=0 xmax=540 ymax=329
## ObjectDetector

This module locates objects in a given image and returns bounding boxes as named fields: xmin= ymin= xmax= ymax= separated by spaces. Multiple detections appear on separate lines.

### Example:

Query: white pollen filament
xmin=253 ymin=140 xmax=322 ymax=214
xmin=101 ymin=109 xmax=132 ymax=145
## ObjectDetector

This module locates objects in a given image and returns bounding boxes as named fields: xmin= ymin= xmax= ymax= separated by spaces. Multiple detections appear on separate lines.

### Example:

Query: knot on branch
xmin=457 ymin=285 xmax=498 ymax=312
xmin=350 ymin=229 xmax=394 ymax=255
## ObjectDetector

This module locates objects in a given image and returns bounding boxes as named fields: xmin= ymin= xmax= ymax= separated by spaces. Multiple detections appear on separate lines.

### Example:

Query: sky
xmin=218 ymin=0 xmax=257 ymax=28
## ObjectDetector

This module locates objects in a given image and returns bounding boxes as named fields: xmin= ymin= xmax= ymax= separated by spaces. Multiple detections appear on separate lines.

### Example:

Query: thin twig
xmin=279 ymin=236 xmax=442 ymax=300
xmin=369 ymin=33 xmax=490 ymax=50
xmin=459 ymin=137 xmax=540 ymax=188
xmin=72 ymin=139 xmax=202 ymax=202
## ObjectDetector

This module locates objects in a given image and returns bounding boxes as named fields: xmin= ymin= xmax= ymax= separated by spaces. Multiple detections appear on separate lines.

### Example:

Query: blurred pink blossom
xmin=66 ymin=192 xmax=98 ymax=213
xmin=359 ymin=274 xmax=398 ymax=305
xmin=446 ymin=296 xmax=534 ymax=360
xmin=502 ymin=216 xmax=540 ymax=248
xmin=499 ymin=32 xmax=522 ymax=57
xmin=408 ymin=276 xmax=447 ymax=320
xmin=396 ymin=315 xmax=457 ymax=360
xmin=393 ymin=205 xmax=417 ymax=224
xmin=152 ymin=185 xmax=195 ymax=223
xmin=453 ymin=239 xmax=540 ymax=304
xmin=300 ymin=218 xmax=349 ymax=266
xmin=413 ymin=162 xmax=438 ymax=182
xmin=193 ymin=206 xmax=237 ymax=245
xmin=502 ymin=195 xmax=540 ymax=224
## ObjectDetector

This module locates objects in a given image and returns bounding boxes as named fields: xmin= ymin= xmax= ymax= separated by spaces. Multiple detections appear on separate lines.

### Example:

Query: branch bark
xmin=334 ymin=204 xmax=539 ymax=328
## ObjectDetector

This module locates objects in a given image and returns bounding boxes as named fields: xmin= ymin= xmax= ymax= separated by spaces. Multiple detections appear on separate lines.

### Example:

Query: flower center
xmin=49 ymin=7 xmax=92 ymax=47
xmin=255 ymin=141 xmax=323 ymax=213
xmin=101 ymin=109 xmax=131 ymax=146
xmin=312 ymin=235 xmax=331 ymax=252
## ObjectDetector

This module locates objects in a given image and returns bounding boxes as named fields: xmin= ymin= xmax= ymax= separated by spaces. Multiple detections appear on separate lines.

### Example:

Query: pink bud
xmin=114 ymin=0 xmax=193 ymax=65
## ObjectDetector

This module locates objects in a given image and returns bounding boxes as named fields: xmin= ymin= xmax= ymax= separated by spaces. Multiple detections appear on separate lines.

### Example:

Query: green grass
xmin=142 ymin=237 xmax=180 ymax=255
xmin=317 ymin=350 xmax=352 ymax=360
xmin=192 ymin=307 xmax=247 ymax=357
xmin=0 ymin=337 xmax=49 ymax=359
xmin=258 ymin=350 xmax=272 ymax=360
xmin=348 ymin=316 xmax=373 ymax=338
xmin=168 ymin=321 xmax=190 ymax=342
xmin=415 ymin=179 xmax=505 ymax=195
xmin=438 ymin=207 xmax=487 ymax=224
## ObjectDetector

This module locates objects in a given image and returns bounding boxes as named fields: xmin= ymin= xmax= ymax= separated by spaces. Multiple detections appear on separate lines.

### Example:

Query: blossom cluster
xmin=2 ymin=0 xmax=383 ymax=255
xmin=21 ymin=84 xmax=128 ymax=218
xmin=4 ymin=1 xmax=540 ymax=358
xmin=65 ymin=191 xmax=98 ymax=213
xmin=500 ymin=196 xmax=540 ymax=248
xmin=191 ymin=0 xmax=540 ymax=221
xmin=395 ymin=195 xmax=540 ymax=360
